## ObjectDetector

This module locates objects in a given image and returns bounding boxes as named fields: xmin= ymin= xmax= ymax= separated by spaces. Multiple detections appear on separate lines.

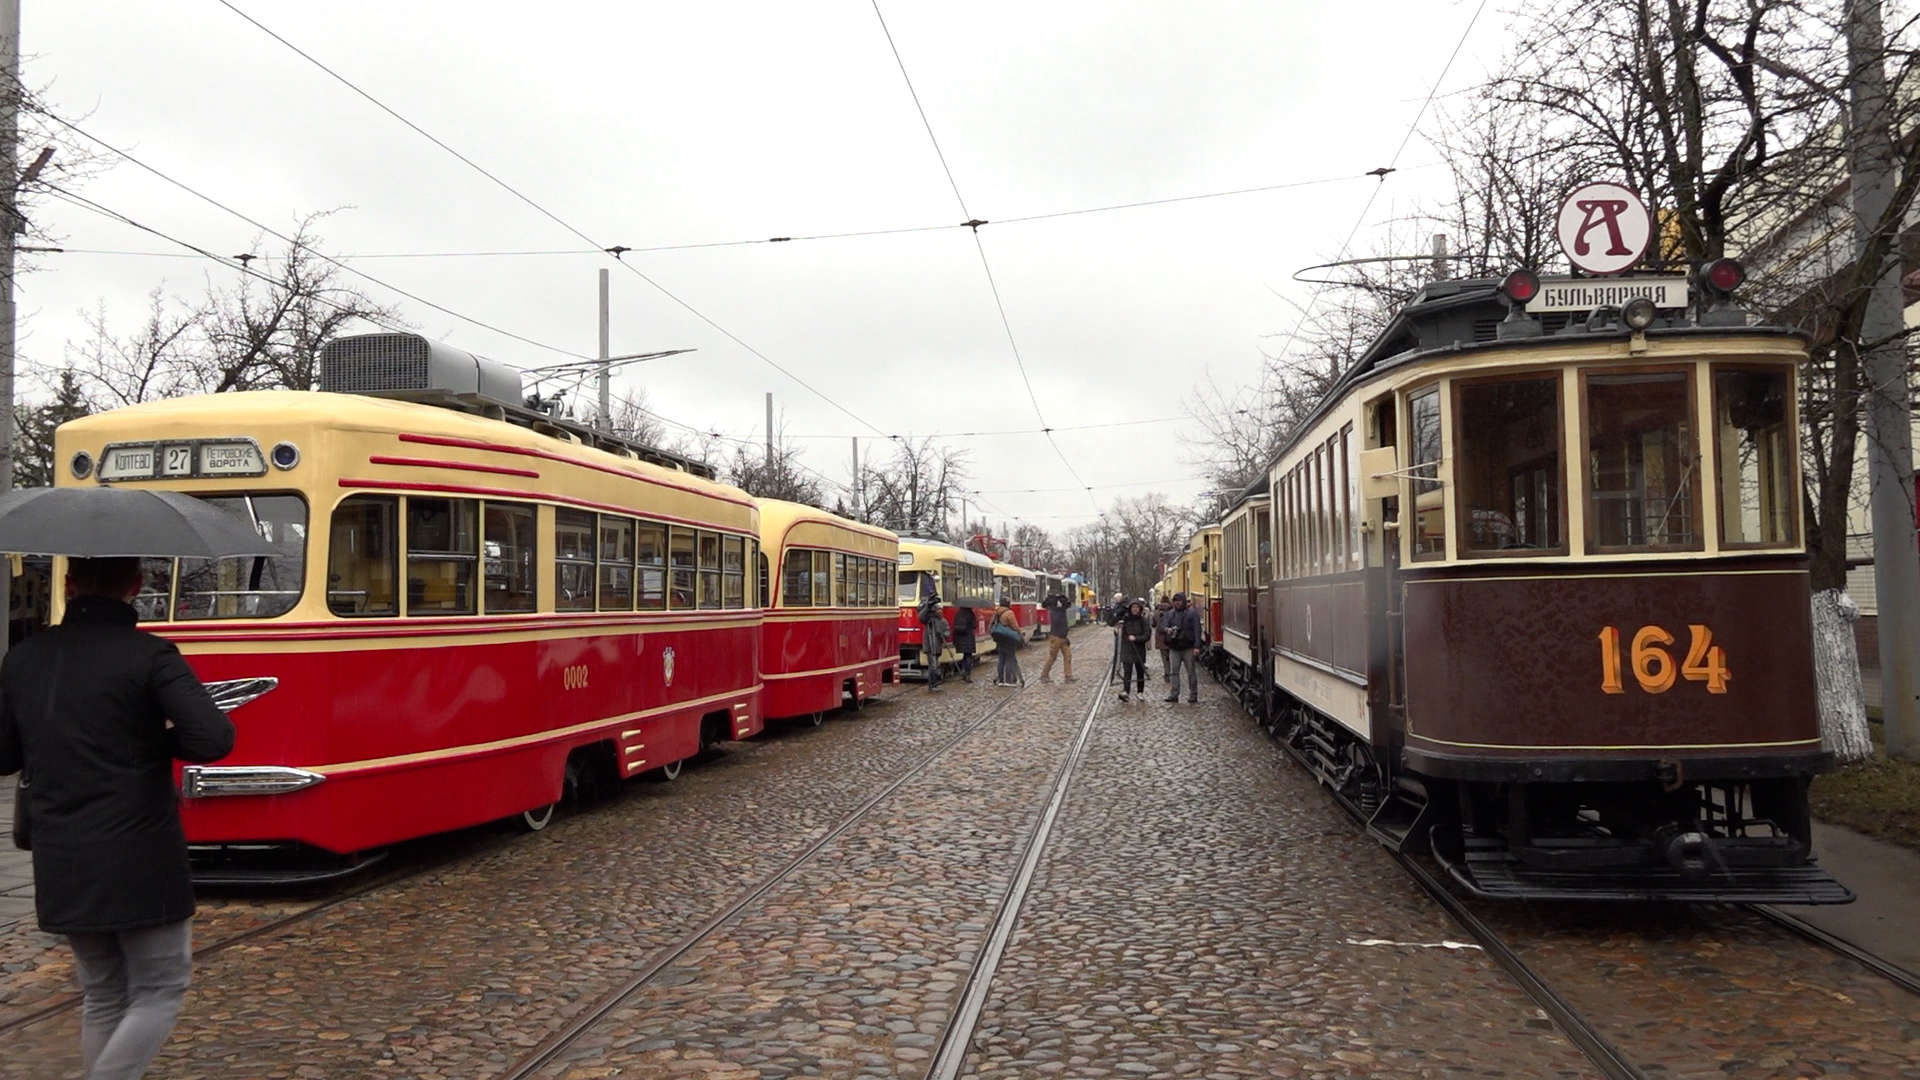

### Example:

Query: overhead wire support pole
xmin=0 ymin=0 xmax=17 ymax=663
xmin=596 ymin=268 xmax=611 ymax=431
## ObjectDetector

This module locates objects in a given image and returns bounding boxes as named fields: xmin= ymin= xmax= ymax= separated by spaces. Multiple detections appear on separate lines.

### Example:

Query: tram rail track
xmin=498 ymin=683 xmax=1032 ymax=1080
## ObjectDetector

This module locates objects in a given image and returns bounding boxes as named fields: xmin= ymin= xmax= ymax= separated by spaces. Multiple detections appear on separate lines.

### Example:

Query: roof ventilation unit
xmin=318 ymin=332 xmax=525 ymax=412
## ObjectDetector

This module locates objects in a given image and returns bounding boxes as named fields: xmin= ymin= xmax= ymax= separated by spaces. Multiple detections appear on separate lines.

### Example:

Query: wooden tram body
xmin=54 ymin=357 xmax=768 ymax=877
xmin=756 ymin=499 xmax=899 ymax=721
xmin=1207 ymin=272 xmax=1850 ymax=903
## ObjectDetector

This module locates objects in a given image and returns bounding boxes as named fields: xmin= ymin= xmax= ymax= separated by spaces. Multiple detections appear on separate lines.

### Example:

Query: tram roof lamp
xmin=1702 ymin=258 xmax=1745 ymax=294
xmin=1498 ymin=269 xmax=1540 ymax=305
xmin=1622 ymin=296 xmax=1658 ymax=330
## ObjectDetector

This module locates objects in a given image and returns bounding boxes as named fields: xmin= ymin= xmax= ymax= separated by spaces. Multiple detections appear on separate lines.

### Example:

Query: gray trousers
xmin=1168 ymin=648 xmax=1200 ymax=699
xmin=66 ymin=917 xmax=193 ymax=1079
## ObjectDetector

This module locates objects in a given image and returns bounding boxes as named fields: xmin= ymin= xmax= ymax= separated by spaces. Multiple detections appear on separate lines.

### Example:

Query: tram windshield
xmin=134 ymin=493 xmax=307 ymax=621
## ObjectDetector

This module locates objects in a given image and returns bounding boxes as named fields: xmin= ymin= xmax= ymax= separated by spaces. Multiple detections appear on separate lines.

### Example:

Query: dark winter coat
xmin=1152 ymin=604 xmax=1173 ymax=650
xmin=1044 ymin=594 xmax=1071 ymax=637
xmin=1118 ymin=610 xmax=1153 ymax=665
xmin=0 ymin=597 xmax=234 ymax=934
xmin=1161 ymin=605 xmax=1204 ymax=651
xmin=950 ymin=606 xmax=978 ymax=651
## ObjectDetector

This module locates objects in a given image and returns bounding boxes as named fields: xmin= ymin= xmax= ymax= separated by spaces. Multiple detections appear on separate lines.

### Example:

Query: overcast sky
xmin=22 ymin=0 xmax=1498 ymax=533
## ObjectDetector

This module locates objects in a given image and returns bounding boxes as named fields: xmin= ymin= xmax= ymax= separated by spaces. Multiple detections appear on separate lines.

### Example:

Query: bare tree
xmin=726 ymin=418 xmax=826 ymax=506
xmin=609 ymin=388 xmax=669 ymax=449
xmin=863 ymin=438 xmax=968 ymax=537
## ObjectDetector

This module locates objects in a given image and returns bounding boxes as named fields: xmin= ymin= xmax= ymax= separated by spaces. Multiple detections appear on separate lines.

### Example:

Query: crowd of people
xmin=916 ymin=587 xmax=1208 ymax=705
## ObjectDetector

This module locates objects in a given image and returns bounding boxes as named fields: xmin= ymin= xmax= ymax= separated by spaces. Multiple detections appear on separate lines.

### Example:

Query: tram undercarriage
xmin=1236 ymin=654 xmax=1852 ymax=904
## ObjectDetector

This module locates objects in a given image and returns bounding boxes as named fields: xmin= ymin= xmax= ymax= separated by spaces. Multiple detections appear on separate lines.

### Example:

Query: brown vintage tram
xmin=1214 ymin=264 xmax=1851 ymax=903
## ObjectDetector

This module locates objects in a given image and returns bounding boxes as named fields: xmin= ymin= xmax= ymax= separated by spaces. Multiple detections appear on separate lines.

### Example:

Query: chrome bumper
xmin=180 ymin=765 xmax=326 ymax=799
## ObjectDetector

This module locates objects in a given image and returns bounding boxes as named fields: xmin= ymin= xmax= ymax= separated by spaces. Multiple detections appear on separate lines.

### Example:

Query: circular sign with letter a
xmin=1556 ymin=182 xmax=1651 ymax=275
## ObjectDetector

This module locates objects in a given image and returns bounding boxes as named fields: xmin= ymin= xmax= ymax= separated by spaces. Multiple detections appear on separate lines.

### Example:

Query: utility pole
xmin=1850 ymin=0 xmax=1920 ymax=759
xmin=850 ymin=436 xmax=860 ymax=520
xmin=595 ymin=268 xmax=610 ymax=431
xmin=764 ymin=392 xmax=773 ymax=469
xmin=0 ymin=0 xmax=19 ymax=661
xmin=1431 ymin=233 xmax=1450 ymax=281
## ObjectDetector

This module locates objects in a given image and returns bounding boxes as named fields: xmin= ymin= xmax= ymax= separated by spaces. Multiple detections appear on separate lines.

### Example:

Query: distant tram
xmin=756 ymin=499 xmax=899 ymax=723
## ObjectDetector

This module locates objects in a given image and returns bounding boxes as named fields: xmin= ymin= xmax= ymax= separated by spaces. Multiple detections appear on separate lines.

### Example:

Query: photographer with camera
xmin=1039 ymin=589 xmax=1074 ymax=683
xmin=1161 ymin=592 xmax=1203 ymax=704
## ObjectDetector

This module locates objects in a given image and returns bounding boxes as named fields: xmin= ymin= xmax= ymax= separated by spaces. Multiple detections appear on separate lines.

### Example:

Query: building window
xmin=723 ymin=534 xmax=746 ymax=609
xmin=1408 ymin=387 xmax=1446 ymax=560
xmin=555 ymin=508 xmax=596 ymax=611
xmin=1455 ymin=376 xmax=1563 ymax=556
xmin=329 ymin=494 xmax=397 ymax=617
xmin=1587 ymin=370 xmax=1699 ymax=551
xmin=408 ymin=497 xmax=479 ymax=614
xmin=1715 ymin=368 xmax=1794 ymax=547
xmin=669 ymin=527 xmax=696 ymax=609
xmin=483 ymin=502 xmax=537 ymax=613
xmin=637 ymin=521 xmax=667 ymax=610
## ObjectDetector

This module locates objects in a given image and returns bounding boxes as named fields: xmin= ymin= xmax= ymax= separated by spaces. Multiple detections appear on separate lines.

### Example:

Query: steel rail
xmin=925 ymin=655 xmax=1111 ymax=1080
xmin=1750 ymin=904 xmax=1920 ymax=997
xmin=497 ymin=686 xmax=1027 ymax=1080
xmin=1250 ymin=694 xmax=1646 ymax=1080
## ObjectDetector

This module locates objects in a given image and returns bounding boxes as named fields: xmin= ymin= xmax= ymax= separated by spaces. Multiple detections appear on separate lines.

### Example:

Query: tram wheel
xmin=810 ymin=711 xmax=826 ymax=728
xmin=657 ymin=758 xmax=684 ymax=781
xmin=517 ymin=800 xmax=557 ymax=832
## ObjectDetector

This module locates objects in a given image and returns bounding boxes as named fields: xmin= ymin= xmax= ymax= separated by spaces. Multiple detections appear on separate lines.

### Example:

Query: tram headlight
xmin=270 ymin=441 xmax=301 ymax=470
xmin=1622 ymin=296 xmax=1658 ymax=330
xmin=69 ymin=450 xmax=93 ymax=480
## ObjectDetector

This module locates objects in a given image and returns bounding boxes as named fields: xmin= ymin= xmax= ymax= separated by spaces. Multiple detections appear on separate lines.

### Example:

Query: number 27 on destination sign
xmin=1597 ymin=624 xmax=1730 ymax=695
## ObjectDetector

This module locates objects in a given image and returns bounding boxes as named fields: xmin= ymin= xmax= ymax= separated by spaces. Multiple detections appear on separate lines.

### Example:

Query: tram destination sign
xmin=97 ymin=438 xmax=267 ymax=482
xmin=1525 ymin=276 xmax=1688 ymax=314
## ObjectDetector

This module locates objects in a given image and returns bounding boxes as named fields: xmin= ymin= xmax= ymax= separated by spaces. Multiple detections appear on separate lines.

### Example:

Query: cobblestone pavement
xmin=0 ymin=661 xmax=990 ymax=1079
xmin=1476 ymin=901 xmax=1920 ymax=1078
xmin=959 ymin=665 xmax=1594 ymax=1080
xmin=523 ymin=638 xmax=1106 ymax=1080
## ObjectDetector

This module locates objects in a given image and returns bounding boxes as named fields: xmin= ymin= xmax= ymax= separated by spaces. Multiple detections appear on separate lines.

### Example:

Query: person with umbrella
xmin=0 ymin=487 xmax=261 ymax=1079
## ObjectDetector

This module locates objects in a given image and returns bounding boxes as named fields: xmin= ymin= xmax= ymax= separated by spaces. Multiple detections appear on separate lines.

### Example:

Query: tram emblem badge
xmin=663 ymin=646 xmax=676 ymax=687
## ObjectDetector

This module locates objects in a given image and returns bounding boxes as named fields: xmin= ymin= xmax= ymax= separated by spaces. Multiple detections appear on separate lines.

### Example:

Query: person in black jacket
xmin=949 ymin=605 xmax=979 ymax=682
xmin=0 ymin=556 xmax=234 ymax=1080
xmin=1116 ymin=600 xmax=1153 ymax=701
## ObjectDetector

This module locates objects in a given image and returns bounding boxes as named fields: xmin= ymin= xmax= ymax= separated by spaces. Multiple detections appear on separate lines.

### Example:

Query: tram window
xmin=1715 ymin=368 xmax=1794 ymax=547
xmin=327 ymin=495 xmax=396 ymax=617
xmin=1408 ymin=388 xmax=1446 ymax=560
xmin=758 ymin=550 xmax=771 ymax=609
xmin=696 ymin=530 xmax=722 ymax=610
xmin=898 ymin=569 xmax=919 ymax=607
xmin=599 ymin=516 xmax=635 ymax=611
xmin=637 ymin=521 xmax=667 ymax=610
xmin=811 ymin=551 xmax=831 ymax=607
xmin=669 ymin=527 xmax=696 ymax=609
xmin=1256 ymin=503 xmax=1274 ymax=584
xmin=134 ymin=557 xmax=175 ymax=622
xmin=832 ymin=552 xmax=848 ymax=607
xmin=852 ymin=557 xmax=867 ymax=607
xmin=782 ymin=548 xmax=807 ymax=607
xmin=407 ymin=497 xmax=479 ymax=615
xmin=1455 ymin=377 xmax=1563 ymax=556
xmin=723 ymin=534 xmax=746 ymax=609
xmin=1586 ymin=371 xmax=1699 ymax=551
xmin=172 ymin=494 xmax=308 ymax=621
xmin=555 ymin=509 xmax=596 ymax=611
xmin=1345 ymin=425 xmax=1361 ymax=568
xmin=482 ymin=502 xmax=537 ymax=614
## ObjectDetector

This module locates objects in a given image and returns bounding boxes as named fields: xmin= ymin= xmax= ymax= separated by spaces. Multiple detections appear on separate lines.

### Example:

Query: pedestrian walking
xmin=990 ymin=600 xmax=1026 ymax=687
xmin=1154 ymin=596 xmax=1174 ymax=682
xmin=1117 ymin=599 xmax=1153 ymax=701
xmin=921 ymin=596 xmax=950 ymax=692
xmin=1038 ymin=590 xmax=1075 ymax=683
xmin=0 ymin=557 xmax=235 ymax=1080
xmin=950 ymin=604 xmax=979 ymax=683
xmin=1162 ymin=592 xmax=1204 ymax=704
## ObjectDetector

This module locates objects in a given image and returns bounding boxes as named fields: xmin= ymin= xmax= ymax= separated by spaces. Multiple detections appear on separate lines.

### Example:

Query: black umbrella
xmin=0 ymin=487 xmax=281 ymax=558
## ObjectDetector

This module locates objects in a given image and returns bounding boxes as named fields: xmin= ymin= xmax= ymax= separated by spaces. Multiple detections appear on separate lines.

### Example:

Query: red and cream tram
xmin=52 ymin=333 xmax=765 ymax=878
xmin=992 ymin=562 xmax=1038 ymax=634
xmin=757 ymin=499 xmax=899 ymax=721
xmin=896 ymin=537 xmax=995 ymax=677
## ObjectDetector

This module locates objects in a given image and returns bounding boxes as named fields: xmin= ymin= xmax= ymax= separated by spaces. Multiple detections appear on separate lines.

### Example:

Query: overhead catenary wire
xmin=867 ymin=0 xmax=1094 ymax=511
xmin=1264 ymin=0 xmax=1490 ymax=367
xmin=44 ymin=114 xmax=595 ymax=364
xmin=215 ymin=0 xmax=888 ymax=432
